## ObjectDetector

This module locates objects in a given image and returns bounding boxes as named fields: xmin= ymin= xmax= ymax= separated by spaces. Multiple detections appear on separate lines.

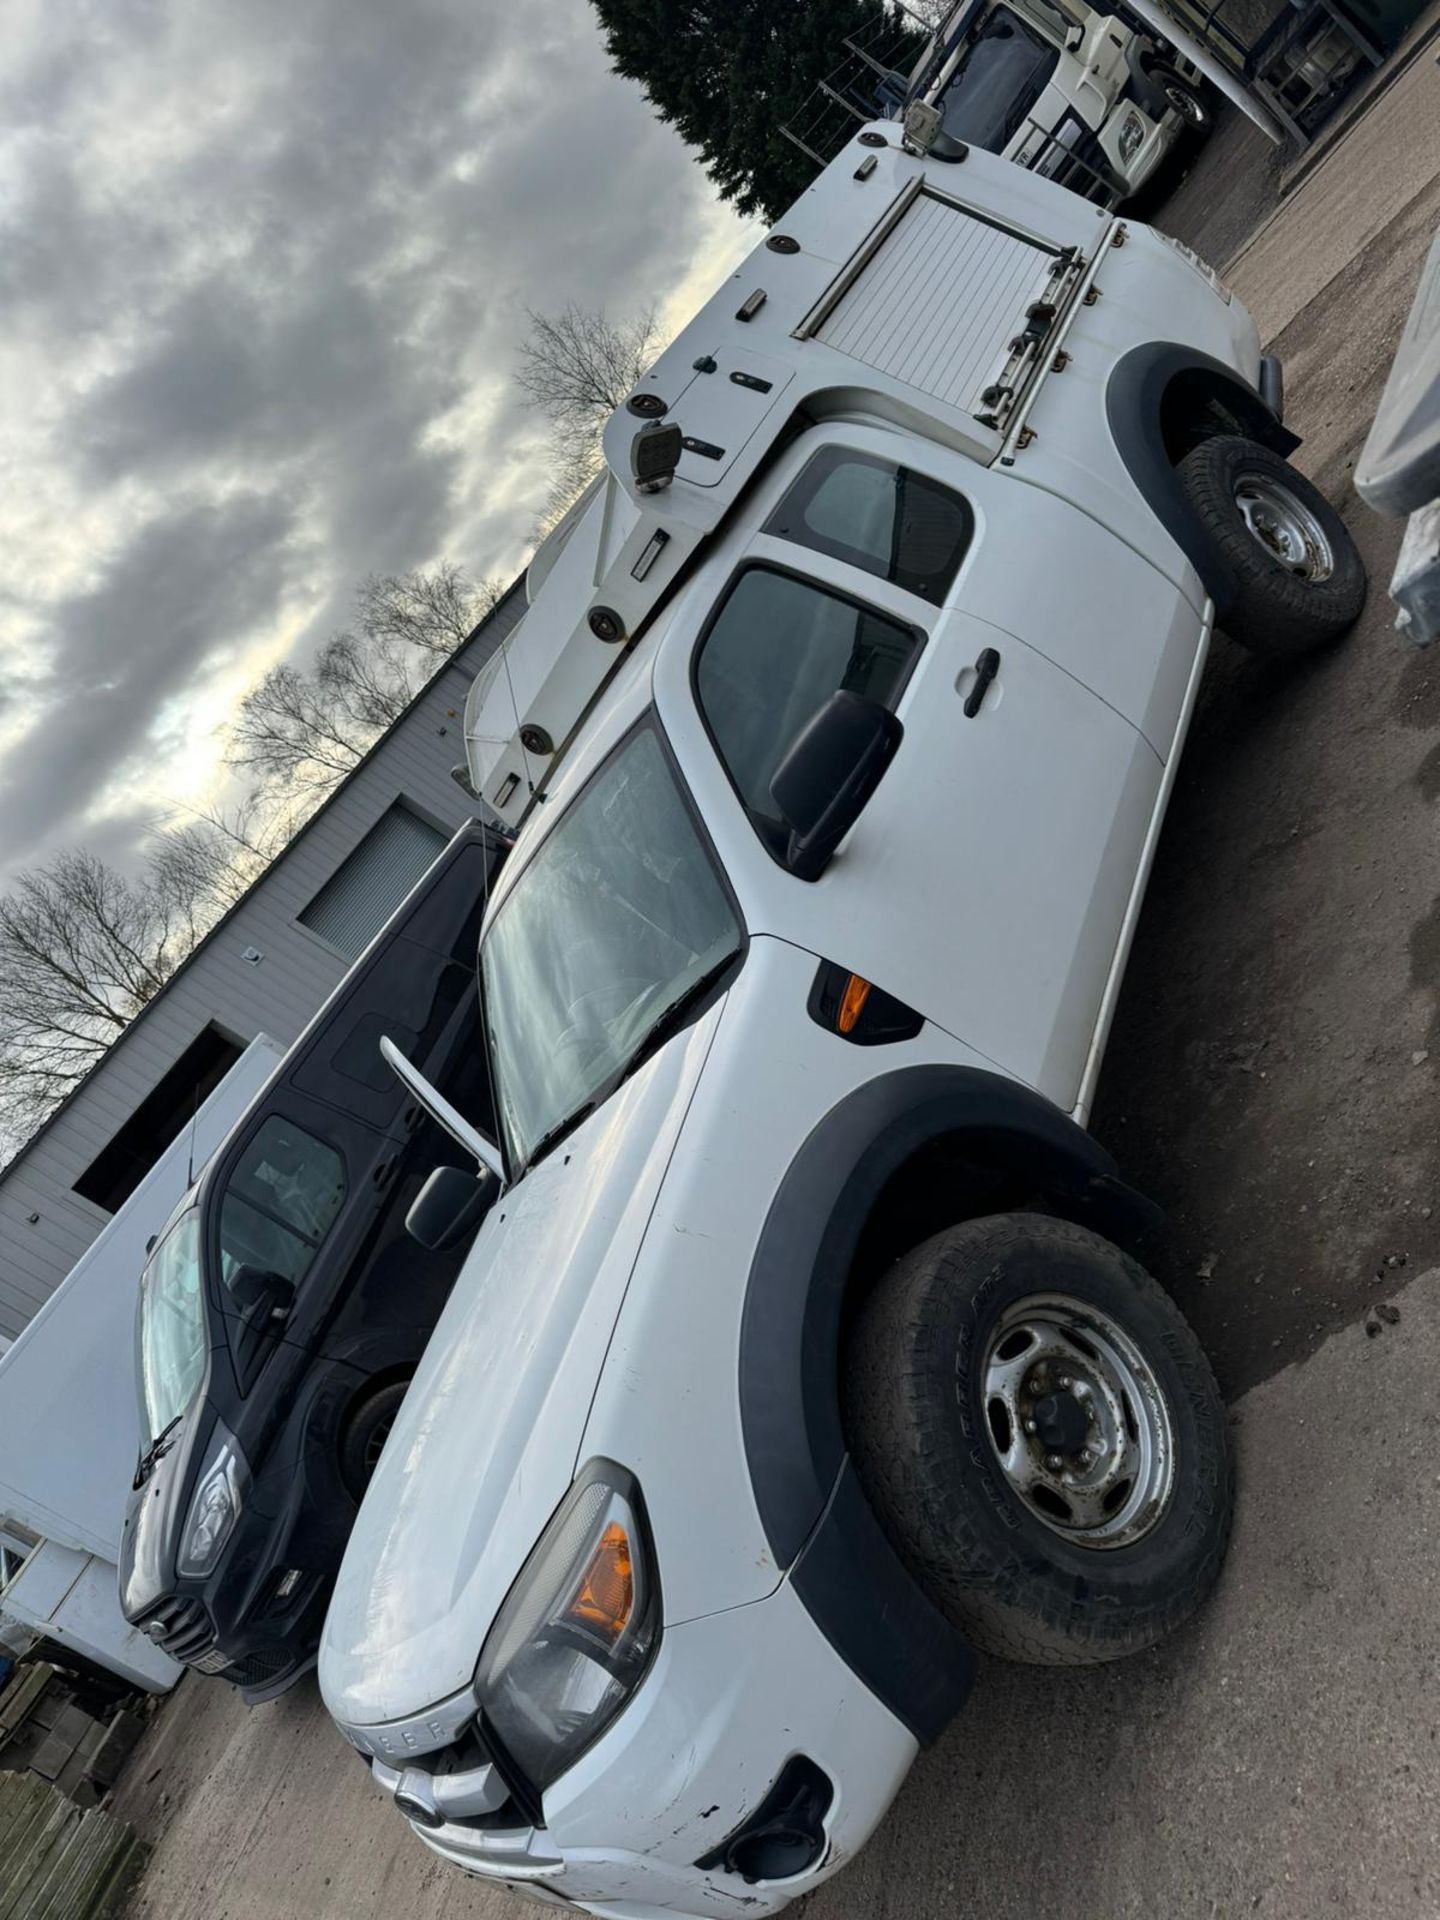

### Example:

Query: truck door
xmin=858 ymin=423 xmax=1208 ymax=762
xmin=661 ymin=432 xmax=1170 ymax=1113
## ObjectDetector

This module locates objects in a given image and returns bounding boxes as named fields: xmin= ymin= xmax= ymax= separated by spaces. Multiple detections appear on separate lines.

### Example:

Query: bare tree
xmin=227 ymin=565 xmax=503 ymax=798
xmin=0 ymin=566 xmax=510 ymax=1159
xmin=516 ymin=304 xmax=664 ymax=533
xmin=517 ymin=303 xmax=662 ymax=433
xmin=148 ymin=794 xmax=301 ymax=918
xmin=356 ymin=563 xmax=505 ymax=658
xmin=0 ymin=853 xmax=204 ymax=1141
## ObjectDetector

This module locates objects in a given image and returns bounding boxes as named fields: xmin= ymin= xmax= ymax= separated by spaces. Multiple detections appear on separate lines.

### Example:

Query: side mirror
xmin=226 ymin=1267 xmax=295 ymax=1381
xmin=405 ymin=1164 xmax=499 ymax=1253
xmin=228 ymin=1265 xmax=295 ymax=1325
xmin=380 ymin=1038 xmax=506 ymax=1186
xmin=769 ymin=691 xmax=903 ymax=882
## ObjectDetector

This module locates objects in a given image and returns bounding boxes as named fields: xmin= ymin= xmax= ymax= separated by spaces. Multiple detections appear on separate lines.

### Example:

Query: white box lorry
xmin=0 ymin=1036 xmax=284 ymax=1690
xmin=319 ymin=117 xmax=1364 ymax=1918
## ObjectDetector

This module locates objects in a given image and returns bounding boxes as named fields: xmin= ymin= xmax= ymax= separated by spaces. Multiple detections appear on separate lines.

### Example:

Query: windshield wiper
xmin=518 ymin=956 xmax=739 ymax=1178
xmin=619 ymin=955 xmax=739 ymax=1089
xmin=133 ymin=1415 xmax=183 ymax=1490
xmin=524 ymin=1100 xmax=598 ymax=1175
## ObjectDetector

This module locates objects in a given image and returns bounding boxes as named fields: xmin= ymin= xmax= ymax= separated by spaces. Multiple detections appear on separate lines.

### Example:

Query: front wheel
xmin=845 ymin=1213 xmax=1233 ymax=1665
xmin=1155 ymin=69 xmax=1209 ymax=130
xmin=1178 ymin=434 xmax=1367 ymax=655
xmin=1135 ymin=54 xmax=1211 ymax=131
xmin=339 ymin=1378 xmax=410 ymax=1501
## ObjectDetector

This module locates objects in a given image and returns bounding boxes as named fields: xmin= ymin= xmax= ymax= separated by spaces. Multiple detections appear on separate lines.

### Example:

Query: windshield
xmin=481 ymin=722 xmax=742 ymax=1172
xmin=136 ymin=1208 xmax=207 ymax=1442
xmin=933 ymin=7 xmax=1059 ymax=151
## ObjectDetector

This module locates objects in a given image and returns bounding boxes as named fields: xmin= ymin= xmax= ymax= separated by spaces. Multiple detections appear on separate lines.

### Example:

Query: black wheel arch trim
xmin=1104 ymin=342 xmax=1300 ymax=620
xmin=739 ymin=1063 xmax=1159 ymax=1743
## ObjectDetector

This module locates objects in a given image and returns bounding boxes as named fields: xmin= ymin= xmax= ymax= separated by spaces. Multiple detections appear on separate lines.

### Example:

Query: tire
xmin=845 ymin=1213 xmax=1232 ymax=1666
xmin=1154 ymin=69 xmax=1209 ymax=131
xmin=339 ymin=1379 xmax=410 ymax=1500
xmin=1134 ymin=55 xmax=1210 ymax=131
xmin=1178 ymin=435 xmax=1367 ymax=655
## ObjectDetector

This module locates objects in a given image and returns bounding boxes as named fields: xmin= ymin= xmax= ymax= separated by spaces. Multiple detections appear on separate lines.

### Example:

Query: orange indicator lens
xmin=837 ymin=974 xmax=872 ymax=1035
xmin=567 ymin=1521 xmax=634 ymax=1643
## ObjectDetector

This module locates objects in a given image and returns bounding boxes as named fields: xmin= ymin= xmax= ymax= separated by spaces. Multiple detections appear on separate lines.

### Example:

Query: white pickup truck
xmin=319 ymin=118 xmax=1365 ymax=1918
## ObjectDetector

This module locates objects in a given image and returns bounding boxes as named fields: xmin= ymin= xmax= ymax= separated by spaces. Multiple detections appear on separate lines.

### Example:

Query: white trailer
xmin=0 ymin=1036 xmax=284 ymax=1690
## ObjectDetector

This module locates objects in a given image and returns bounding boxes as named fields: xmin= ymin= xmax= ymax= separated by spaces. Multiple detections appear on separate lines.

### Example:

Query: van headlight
xmin=475 ymin=1465 xmax=660 ymax=1793
xmin=177 ymin=1423 xmax=250 ymax=1578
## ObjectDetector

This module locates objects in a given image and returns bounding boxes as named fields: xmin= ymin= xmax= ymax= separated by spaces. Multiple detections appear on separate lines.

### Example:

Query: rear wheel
xmin=1178 ymin=434 xmax=1367 ymax=655
xmin=845 ymin=1213 xmax=1232 ymax=1665
xmin=340 ymin=1379 xmax=410 ymax=1501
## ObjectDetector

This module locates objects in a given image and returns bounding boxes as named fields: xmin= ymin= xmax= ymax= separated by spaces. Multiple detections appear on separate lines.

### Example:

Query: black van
xmin=118 ymin=821 xmax=508 ymax=1700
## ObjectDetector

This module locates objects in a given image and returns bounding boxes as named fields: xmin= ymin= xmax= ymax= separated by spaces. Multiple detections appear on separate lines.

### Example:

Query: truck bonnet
xmin=318 ymin=998 xmax=723 ymax=1729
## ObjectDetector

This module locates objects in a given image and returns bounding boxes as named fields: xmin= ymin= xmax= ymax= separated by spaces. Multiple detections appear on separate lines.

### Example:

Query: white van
xmin=319 ymin=118 xmax=1364 ymax=1919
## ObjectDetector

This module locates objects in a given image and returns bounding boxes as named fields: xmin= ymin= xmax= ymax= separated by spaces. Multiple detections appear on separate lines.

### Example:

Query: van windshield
xmin=136 ymin=1208 xmax=207 ymax=1442
xmin=480 ymin=723 xmax=742 ymax=1173
xmin=932 ymin=8 xmax=1059 ymax=151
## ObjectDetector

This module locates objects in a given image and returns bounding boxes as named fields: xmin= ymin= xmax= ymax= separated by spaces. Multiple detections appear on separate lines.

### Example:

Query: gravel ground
xmin=1089 ymin=51 xmax=1440 ymax=1397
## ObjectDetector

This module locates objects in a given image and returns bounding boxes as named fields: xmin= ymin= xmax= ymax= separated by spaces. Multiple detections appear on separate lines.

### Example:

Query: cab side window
xmin=694 ymin=565 xmax=921 ymax=856
xmin=764 ymin=448 xmax=973 ymax=607
xmin=218 ymin=1117 xmax=345 ymax=1291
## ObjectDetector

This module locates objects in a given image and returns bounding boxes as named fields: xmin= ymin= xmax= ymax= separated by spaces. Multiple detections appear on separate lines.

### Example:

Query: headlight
xmin=475 ymin=1464 xmax=659 ymax=1794
xmin=1118 ymin=111 xmax=1146 ymax=162
xmin=1156 ymin=230 xmax=1233 ymax=305
xmin=177 ymin=1423 xmax=250 ymax=1578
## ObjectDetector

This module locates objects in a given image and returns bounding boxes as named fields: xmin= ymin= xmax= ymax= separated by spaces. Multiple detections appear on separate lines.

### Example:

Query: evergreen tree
xmin=593 ymin=0 xmax=921 ymax=223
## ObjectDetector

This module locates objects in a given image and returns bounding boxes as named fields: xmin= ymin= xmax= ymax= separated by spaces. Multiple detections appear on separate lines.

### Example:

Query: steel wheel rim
xmin=1233 ymin=473 xmax=1335 ymax=580
xmin=979 ymin=1292 xmax=1177 ymax=1550
xmin=1164 ymin=80 xmax=1205 ymax=125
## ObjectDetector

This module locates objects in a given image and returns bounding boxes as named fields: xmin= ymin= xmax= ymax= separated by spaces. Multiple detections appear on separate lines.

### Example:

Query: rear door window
xmin=217 ymin=1116 xmax=346 ymax=1291
xmin=694 ymin=564 xmax=922 ymax=854
xmin=765 ymin=449 xmax=973 ymax=607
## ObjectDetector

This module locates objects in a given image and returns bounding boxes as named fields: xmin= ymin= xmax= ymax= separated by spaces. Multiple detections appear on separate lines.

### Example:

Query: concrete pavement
xmin=110 ymin=1270 xmax=1440 ymax=1920
xmin=808 ymin=1272 xmax=1440 ymax=1920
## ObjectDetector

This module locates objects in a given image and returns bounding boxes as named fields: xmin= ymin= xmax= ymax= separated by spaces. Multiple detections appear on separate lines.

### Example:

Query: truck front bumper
xmin=371 ymin=1576 xmax=918 ymax=1919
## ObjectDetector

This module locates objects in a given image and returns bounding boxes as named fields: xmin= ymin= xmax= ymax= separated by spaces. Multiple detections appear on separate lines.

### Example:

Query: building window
xmin=297 ymin=800 xmax=448 ymax=964
xmin=73 ymin=1023 xmax=245 ymax=1216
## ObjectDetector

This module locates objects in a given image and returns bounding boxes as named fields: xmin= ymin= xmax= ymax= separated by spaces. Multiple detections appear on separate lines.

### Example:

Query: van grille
xmin=139 ymin=1596 xmax=215 ymax=1664
xmin=1023 ymin=111 xmax=1124 ymax=207
xmin=137 ymin=1601 xmax=293 ymax=1689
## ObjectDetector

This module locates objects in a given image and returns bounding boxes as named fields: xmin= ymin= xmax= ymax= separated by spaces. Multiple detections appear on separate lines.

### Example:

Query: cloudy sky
xmin=0 ymin=0 xmax=757 ymax=883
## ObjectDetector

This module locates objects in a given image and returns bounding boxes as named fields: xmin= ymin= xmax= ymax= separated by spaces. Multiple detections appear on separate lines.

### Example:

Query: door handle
xmin=963 ymin=647 xmax=1001 ymax=718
